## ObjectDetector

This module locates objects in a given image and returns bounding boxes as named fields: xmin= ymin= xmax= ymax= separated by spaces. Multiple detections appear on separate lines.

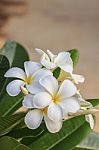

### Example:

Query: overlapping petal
xmin=55 ymin=52 xmax=73 ymax=66
xmin=55 ymin=52 xmax=73 ymax=73
xmin=47 ymin=50 xmax=57 ymax=62
xmin=4 ymin=67 xmax=26 ymax=80
xmin=22 ymin=94 xmax=34 ymax=108
xmin=41 ymin=59 xmax=56 ymax=69
xmin=72 ymin=74 xmax=85 ymax=84
xmin=44 ymin=115 xmax=62 ymax=133
xmin=40 ymin=76 xmax=58 ymax=96
xmin=33 ymin=92 xmax=52 ymax=109
xmin=34 ymin=68 xmax=52 ymax=81
xmin=35 ymin=48 xmax=50 ymax=61
xmin=60 ymin=97 xmax=80 ymax=114
xmin=25 ymin=110 xmax=43 ymax=129
xmin=26 ymin=80 xmax=45 ymax=94
xmin=48 ymin=102 xmax=63 ymax=121
xmin=24 ymin=61 xmax=41 ymax=77
xmin=57 ymin=79 xmax=77 ymax=99
xmin=6 ymin=80 xmax=24 ymax=96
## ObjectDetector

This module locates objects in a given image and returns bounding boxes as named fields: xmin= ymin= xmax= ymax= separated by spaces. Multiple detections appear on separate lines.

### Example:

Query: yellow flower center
xmin=52 ymin=94 xmax=60 ymax=104
xmin=58 ymin=70 xmax=71 ymax=82
xmin=25 ymin=75 xmax=33 ymax=85
xmin=42 ymin=107 xmax=48 ymax=114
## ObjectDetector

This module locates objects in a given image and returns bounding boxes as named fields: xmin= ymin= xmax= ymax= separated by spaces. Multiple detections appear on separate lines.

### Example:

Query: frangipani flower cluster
xmin=4 ymin=49 xmax=97 ymax=133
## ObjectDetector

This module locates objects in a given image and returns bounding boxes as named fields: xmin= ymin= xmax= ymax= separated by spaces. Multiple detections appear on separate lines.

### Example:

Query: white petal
xmin=6 ymin=80 xmax=24 ymax=96
xmin=22 ymin=94 xmax=34 ymax=108
xmin=55 ymin=52 xmax=73 ymax=65
xmin=24 ymin=61 xmax=41 ymax=77
xmin=44 ymin=115 xmax=62 ymax=133
xmin=35 ymin=48 xmax=45 ymax=55
xmin=55 ymin=52 xmax=73 ymax=73
xmin=80 ymin=100 xmax=92 ymax=108
xmin=25 ymin=110 xmax=43 ymax=129
xmin=41 ymin=56 xmax=56 ymax=69
xmin=48 ymin=102 xmax=63 ymax=121
xmin=85 ymin=114 xmax=94 ymax=129
xmin=35 ymin=48 xmax=50 ymax=61
xmin=26 ymin=81 xmax=45 ymax=94
xmin=60 ymin=97 xmax=80 ymax=114
xmin=34 ymin=68 xmax=53 ymax=81
xmin=72 ymin=74 xmax=85 ymax=84
xmin=40 ymin=76 xmax=58 ymax=96
xmin=57 ymin=79 xmax=77 ymax=99
xmin=47 ymin=50 xmax=57 ymax=62
xmin=59 ymin=64 xmax=73 ymax=74
xmin=33 ymin=92 xmax=52 ymax=109
xmin=4 ymin=67 xmax=26 ymax=80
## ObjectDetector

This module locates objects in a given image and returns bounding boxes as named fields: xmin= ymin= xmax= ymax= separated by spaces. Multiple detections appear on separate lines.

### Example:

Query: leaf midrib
xmin=48 ymin=121 xmax=86 ymax=150
xmin=3 ymin=96 xmax=23 ymax=116
xmin=29 ymin=118 xmax=85 ymax=150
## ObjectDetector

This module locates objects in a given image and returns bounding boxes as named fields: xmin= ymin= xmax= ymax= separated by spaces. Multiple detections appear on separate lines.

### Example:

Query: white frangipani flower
xmin=23 ymin=94 xmax=62 ymax=133
xmin=35 ymin=48 xmax=85 ymax=84
xmin=4 ymin=61 xmax=52 ymax=96
xmin=32 ymin=76 xmax=80 ymax=122
xmin=35 ymin=48 xmax=73 ymax=73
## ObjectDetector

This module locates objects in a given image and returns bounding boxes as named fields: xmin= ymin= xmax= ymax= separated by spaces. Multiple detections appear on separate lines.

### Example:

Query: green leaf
xmin=73 ymin=148 xmax=89 ymax=150
xmin=0 ymin=55 xmax=10 ymax=99
xmin=0 ymin=40 xmax=29 ymax=68
xmin=53 ymin=67 xmax=61 ymax=79
xmin=29 ymin=116 xmax=87 ymax=150
xmin=7 ymin=126 xmax=44 ymax=139
xmin=20 ymin=123 xmax=46 ymax=146
xmin=0 ymin=113 xmax=25 ymax=136
xmin=76 ymin=132 xmax=99 ymax=150
xmin=0 ymin=93 xmax=24 ymax=116
xmin=51 ymin=122 xmax=91 ymax=150
xmin=86 ymin=99 xmax=99 ymax=107
xmin=0 ymin=41 xmax=29 ymax=116
xmin=0 ymin=136 xmax=31 ymax=150
xmin=21 ymin=136 xmax=40 ymax=147
xmin=68 ymin=49 xmax=79 ymax=67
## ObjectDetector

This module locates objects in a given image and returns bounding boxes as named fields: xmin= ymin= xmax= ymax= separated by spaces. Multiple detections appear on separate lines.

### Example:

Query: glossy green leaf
xmin=0 ymin=136 xmax=31 ymax=150
xmin=69 ymin=49 xmax=79 ymax=67
xmin=20 ymin=124 xmax=46 ymax=146
xmin=0 ymin=55 xmax=10 ymax=99
xmin=0 ymin=41 xmax=29 ymax=116
xmin=0 ymin=93 xmax=24 ymax=116
xmin=29 ymin=116 xmax=86 ymax=150
xmin=0 ymin=113 xmax=25 ymax=136
xmin=73 ymin=148 xmax=89 ymax=150
xmin=0 ymin=40 xmax=29 ymax=68
xmin=21 ymin=136 xmax=39 ymax=147
xmin=51 ymin=122 xmax=91 ymax=150
xmin=86 ymin=99 xmax=99 ymax=107
xmin=7 ymin=126 xmax=44 ymax=139
xmin=75 ymin=132 xmax=99 ymax=150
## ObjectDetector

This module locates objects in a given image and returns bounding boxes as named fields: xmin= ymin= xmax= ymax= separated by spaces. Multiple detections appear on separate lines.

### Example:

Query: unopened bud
xmin=20 ymin=86 xmax=29 ymax=95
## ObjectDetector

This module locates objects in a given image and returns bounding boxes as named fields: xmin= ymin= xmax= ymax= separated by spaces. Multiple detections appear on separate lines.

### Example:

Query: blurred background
xmin=0 ymin=0 xmax=99 ymax=131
